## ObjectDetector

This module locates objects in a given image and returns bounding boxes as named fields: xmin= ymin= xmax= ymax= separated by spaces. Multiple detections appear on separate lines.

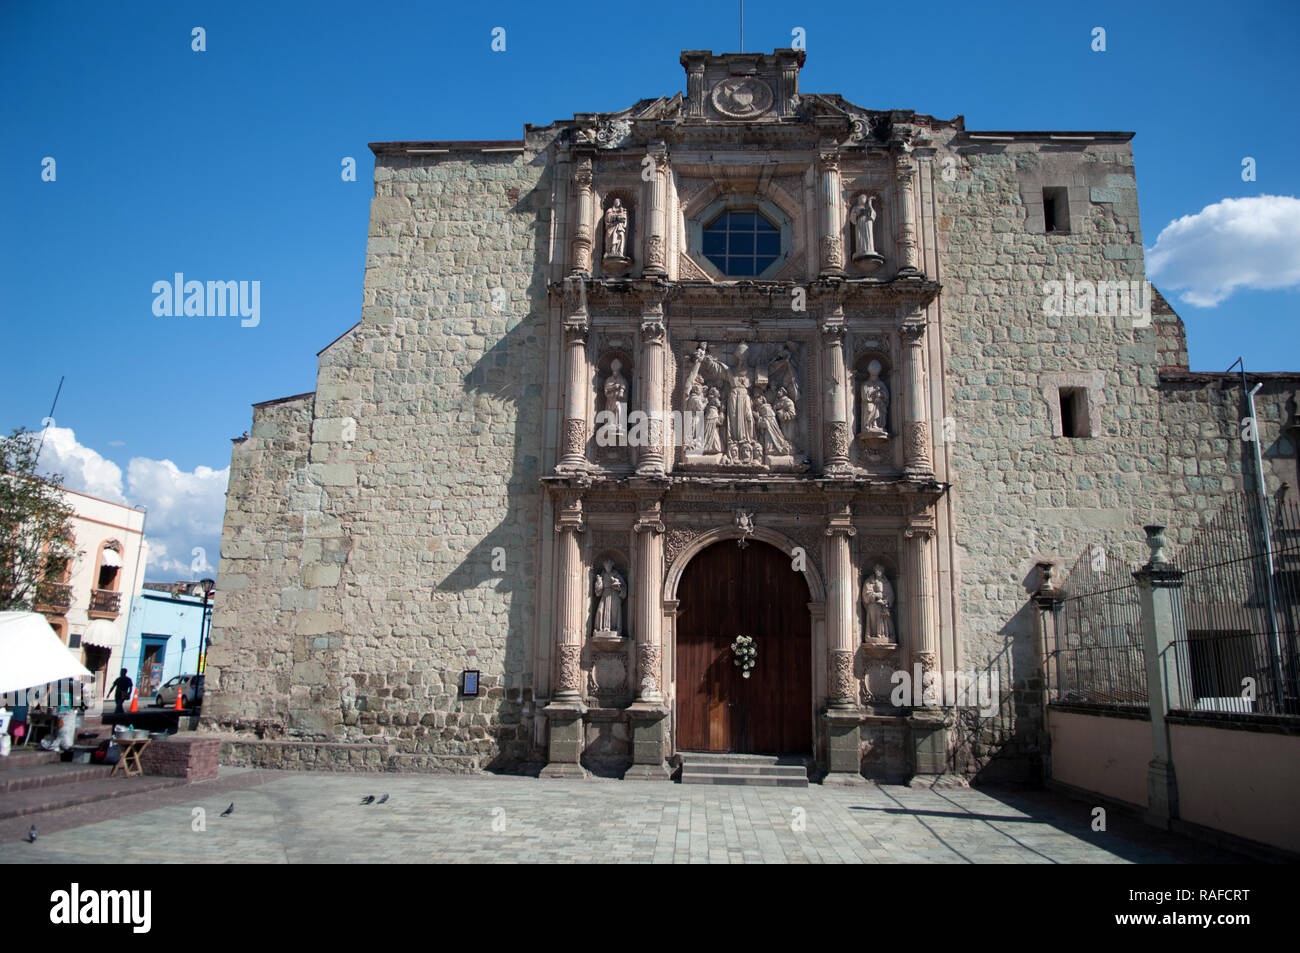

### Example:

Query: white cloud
xmin=37 ymin=426 xmax=228 ymax=579
xmin=1145 ymin=195 xmax=1300 ymax=307
xmin=37 ymin=426 xmax=126 ymax=502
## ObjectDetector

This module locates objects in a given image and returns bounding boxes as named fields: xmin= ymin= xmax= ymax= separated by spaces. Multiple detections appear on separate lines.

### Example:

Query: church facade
xmin=206 ymin=50 xmax=1298 ymax=780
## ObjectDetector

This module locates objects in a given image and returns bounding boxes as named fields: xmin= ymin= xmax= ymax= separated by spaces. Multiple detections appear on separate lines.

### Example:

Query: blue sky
xmin=2 ymin=0 xmax=1297 ymax=576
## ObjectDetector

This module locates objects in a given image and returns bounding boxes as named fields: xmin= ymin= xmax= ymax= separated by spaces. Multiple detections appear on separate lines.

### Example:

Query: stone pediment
xmin=680 ymin=49 xmax=804 ymax=122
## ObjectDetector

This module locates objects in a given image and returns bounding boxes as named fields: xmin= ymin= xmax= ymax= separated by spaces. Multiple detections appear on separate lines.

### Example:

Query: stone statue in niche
xmin=603 ymin=198 xmax=630 ymax=263
xmin=593 ymin=559 xmax=627 ymax=638
xmin=861 ymin=564 xmax=897 ymax=642
xmin=683 ymin=341 xmax=807 ymax=469
xmin=859 ymin=360 xmax=890 ymax=437
xmin=851 ymin=193 xmax=885 ymax=270
xmin=604 ymin=359 xmax=629 ymax=413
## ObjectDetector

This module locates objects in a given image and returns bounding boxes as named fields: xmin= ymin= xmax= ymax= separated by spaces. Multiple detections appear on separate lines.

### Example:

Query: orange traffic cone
xmin=129 ymin=690 xmax=138 ymax=713
xmin=174 ymin=686 xmax=184 ymax=711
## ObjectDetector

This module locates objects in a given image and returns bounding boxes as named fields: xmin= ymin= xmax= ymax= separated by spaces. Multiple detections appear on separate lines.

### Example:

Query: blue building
xmin=121 ymin=586 xmax=208 ymax=703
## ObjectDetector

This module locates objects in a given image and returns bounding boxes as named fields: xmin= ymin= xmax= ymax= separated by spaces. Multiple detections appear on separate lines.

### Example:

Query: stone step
xmin=0 ymin=774 xmax=187 ymax=821
xmin=679 ymin=753 xmax=811 ymax=787
xmin=0 ymin=750 xmax=60 ymax=771
xmin=681 ymin=770 xmax=809 ymax=788
xmin=0 ymin=762 xmax=113 ymax=794
xmin=681 ymin=760 xmax=809 ymax=777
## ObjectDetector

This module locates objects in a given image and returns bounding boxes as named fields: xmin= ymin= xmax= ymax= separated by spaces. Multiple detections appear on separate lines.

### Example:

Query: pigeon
xmin=220 ymin=803 xmax=234 ymax=817
xmin=27 ymin=825 xmax=37 ymax=844
xmin=377 ymin=794 xmax=389 ymax=804
xmin=360 ymin=795 xmax=375 ymax=805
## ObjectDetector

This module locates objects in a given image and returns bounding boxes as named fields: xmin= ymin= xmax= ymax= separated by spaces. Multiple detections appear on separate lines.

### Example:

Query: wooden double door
xmin=675 ymin=539 xmax=812 ymax=754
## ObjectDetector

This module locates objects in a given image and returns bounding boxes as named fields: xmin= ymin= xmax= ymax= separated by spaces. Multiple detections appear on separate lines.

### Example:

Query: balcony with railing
xmin=33 ymin=581 xmax=73 ymax=613
xmin=88 ymin=588 xmax=121 ymax=619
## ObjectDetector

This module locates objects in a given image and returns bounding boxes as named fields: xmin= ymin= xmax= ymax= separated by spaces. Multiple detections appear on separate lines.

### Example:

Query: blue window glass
xmin=702 ymin=211 xmax=780 ymax=276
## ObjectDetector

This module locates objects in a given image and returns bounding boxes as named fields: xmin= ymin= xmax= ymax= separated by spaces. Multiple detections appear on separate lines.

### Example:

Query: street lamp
xmin=194 ymin=577 xmax=215 ymax=708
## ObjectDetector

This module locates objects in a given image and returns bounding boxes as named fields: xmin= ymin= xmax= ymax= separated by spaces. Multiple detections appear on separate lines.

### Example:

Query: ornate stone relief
xmin=680 ymin=340 xmax=809 ymax=470
xmin=733 ymin=507 xmax=756 ymax=547
xmin=595 ymin=118 xmax=633 ymax=149
xmin=637 ymin=644 xmax=663 ymax=699
xmin=664 ymin=526 xmax=703 ymax=567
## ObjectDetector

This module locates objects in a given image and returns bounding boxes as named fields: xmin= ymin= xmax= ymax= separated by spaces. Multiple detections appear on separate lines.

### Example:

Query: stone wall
xmin=207 ymin=141 xmax=553 ymax=770
xmin=141 ymin=737 xmax=222 ymax=780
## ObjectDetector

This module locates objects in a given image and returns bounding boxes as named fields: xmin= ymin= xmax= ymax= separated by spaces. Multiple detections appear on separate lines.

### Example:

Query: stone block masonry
xmin=141 ymin=738 xmax=221 ymax=781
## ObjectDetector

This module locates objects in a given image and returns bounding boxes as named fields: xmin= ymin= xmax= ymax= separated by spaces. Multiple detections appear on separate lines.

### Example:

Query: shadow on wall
xmin=433 ymin=166 xmax=552 ymax=770
xmin=955 ymin=601 xmax=1045 ymax=785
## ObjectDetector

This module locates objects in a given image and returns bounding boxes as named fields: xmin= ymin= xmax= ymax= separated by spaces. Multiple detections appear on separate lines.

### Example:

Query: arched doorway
xmin=675 ymin=539 xmax=812 ymax=753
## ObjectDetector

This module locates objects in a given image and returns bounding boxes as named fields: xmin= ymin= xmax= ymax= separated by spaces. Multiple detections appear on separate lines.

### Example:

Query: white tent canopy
xmin=0 ymin=611 xmax=93 ymax=695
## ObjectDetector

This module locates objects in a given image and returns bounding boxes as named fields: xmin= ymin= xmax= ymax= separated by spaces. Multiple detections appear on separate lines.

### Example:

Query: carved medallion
xmin=710 ymin=77 xmax=774 ymax=119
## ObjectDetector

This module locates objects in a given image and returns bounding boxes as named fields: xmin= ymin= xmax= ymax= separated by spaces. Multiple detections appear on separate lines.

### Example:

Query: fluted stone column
xmin=644 ymin=142 xmax=669 ymax=277
xmin=556 ymin=285 xmax=590 ymax=473
xmin=636 ymin=303 xmax=667 ymax=476
xmin=821 ymin=312 xmax=851 ymax=475
xmin=569 ymin=157 xmax=594 ymax=276
xmin=818 ymin=146 xmax=845 ymax=276
xmin=626 ymin=498 xmax=670 ymax=780
xmin=825 ymin=508 xmax=858 ymax=710
xmin=900 ymin=319 xmax=932 ymax=477
xmin=542 ymin=495 xmax=587 ymax=778
xmin=905 ymin=524 xmax=938 ymax=689
xmin=894 ymin=151 xmax=920 ymax=275
xmin=824 ymin=505 xmax=864 ymax=782
xmin=633 ymin=500 xmax=666 ymax=701
xmin=904 ymin=521 xmax=945 ymax=776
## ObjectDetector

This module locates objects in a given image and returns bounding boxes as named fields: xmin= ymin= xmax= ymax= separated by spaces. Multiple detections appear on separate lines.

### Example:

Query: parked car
xmin=154 ymin=675 xmax=199 ymax=708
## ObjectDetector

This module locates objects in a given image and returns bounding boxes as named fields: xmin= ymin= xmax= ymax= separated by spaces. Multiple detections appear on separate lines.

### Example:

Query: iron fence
xmin=1050 ymin=545 xmax=1147 ymax=707
xmin=1169 ymin=492 xmax=1300 ymax=716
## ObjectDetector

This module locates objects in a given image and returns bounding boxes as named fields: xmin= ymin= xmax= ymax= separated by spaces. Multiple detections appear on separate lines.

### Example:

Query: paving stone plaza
xmin=1 ymin=770 xmax=1244 ymax=864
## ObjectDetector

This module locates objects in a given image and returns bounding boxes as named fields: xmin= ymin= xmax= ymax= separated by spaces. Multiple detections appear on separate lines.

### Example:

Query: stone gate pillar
xmin=823 ymin=504 xmax=864 ymax=782
xmin=627 ymin=497 xmax=669 ymax=780
xmin=818 ymin=145 xmax=845 ymax=276
xmin=556 ymin=284 xmax=590 ymax=473
xmin=900 ymin=318 xmax=932 ymax=477
xmin=636 ymin=303 xmax=667 ymax=477
xmin=821 ymin=309 xmax=852 ymax=476
xmin=1134 ymin=525 xmax=1185 ymax=828
xmin=542 ymin=493 xmax=587 ymax=778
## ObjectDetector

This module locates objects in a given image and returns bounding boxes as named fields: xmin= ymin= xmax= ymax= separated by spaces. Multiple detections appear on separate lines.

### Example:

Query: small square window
xmin=1058 ymin=387 xmax=1091 ymax=437
xmin=1043 ymin=187 xmax=1070 ymax=233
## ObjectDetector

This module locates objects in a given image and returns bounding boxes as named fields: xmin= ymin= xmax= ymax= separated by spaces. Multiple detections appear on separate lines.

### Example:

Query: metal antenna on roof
xmin=34 ymin=375 xmax=65 ymax=464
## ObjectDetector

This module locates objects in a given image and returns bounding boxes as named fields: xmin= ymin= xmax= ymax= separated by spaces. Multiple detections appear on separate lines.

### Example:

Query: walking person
xmin=106 ymin=669 xmax=133 ymax=715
